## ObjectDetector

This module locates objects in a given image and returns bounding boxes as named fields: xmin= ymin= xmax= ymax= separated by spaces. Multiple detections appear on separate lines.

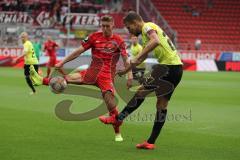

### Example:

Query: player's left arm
xmin=54 ymin=42 xmax=60 ymax=50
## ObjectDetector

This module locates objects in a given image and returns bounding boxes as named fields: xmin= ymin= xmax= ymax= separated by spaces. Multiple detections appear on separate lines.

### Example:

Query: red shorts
xmin=48 ymin=57 xmax=56 ymax=67
xmin=78 ymin=69 xmax=115 ymax=94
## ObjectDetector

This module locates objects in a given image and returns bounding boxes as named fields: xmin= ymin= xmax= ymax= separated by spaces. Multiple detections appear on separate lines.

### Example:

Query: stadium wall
xmin=1 ymin=47 xmax=240 ymax=72
xmin=180 ymin=51 xmax=240 ymax=72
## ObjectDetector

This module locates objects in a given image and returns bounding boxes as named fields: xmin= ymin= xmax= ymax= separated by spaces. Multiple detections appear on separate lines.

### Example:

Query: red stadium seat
xmin=151 ymin=0 xmax=240 ymax=51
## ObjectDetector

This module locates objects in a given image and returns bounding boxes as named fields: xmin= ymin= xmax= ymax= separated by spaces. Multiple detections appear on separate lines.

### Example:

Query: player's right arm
xmin=132 ymin=30 xmax=159 ymax=65
xmin=55 ymin=33 xmax=94 ymax=68
xmin=12 ymin=42 xmax=29 ymax=63
xmin=56 ymin=33 xmax=94 ymax=69
xmin=55 ymin=46 xmax=85 ymax=68
xmin=13 ymin=53 xmax=25 ymax=64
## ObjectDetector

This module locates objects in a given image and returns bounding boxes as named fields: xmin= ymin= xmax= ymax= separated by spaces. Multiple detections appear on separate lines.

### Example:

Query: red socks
xmin=109 ymin=107 xmax=120 ymax=134
xmin=43 ymin=77 xmax=50 ymax=85
xmin=109 ymin=107 xmax=119 ymax=116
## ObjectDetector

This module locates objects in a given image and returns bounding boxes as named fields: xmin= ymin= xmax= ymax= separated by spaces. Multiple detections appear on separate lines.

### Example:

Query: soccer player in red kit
xmin=44 ymin=36 xmax=59 ymax=77
xmin=30 ymin=15 xmax=133 ymax=141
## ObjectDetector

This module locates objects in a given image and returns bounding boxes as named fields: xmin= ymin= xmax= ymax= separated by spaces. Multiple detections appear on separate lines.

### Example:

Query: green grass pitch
xmin=0 ymin=67 xmax=240 ymax=160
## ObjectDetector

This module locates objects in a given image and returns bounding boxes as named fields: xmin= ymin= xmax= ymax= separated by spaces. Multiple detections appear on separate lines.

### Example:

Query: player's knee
xmin=135 ymin=89 xmax=148 ymax=99
xmin=66 ymin=73 xmax=81 ymax=81
xmin=156 ymin=97 xmax=169 ymax=110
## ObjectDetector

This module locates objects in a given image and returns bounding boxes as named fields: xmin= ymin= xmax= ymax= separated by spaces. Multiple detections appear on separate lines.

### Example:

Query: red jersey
xmin=44 ymin=40 xmax=58 ymax=57
xmin=81 ymin=32 xmax=128 ymax=78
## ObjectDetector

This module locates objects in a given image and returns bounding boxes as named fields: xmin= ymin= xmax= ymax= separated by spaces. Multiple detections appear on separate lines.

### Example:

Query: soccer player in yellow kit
xmin=130 ymin=35 xmax=145 ymax=82
xmin=13 ymin=32 xmax=39 ymax=94
xmin=99 ymin=12 xmax=183 ymax=149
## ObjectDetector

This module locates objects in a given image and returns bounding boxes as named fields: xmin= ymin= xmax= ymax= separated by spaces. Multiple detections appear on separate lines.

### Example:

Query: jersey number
xmin=162 ymin=32 xmax=176 ymax=51
xmin=32 ymin=49 xmax=35 ymax=58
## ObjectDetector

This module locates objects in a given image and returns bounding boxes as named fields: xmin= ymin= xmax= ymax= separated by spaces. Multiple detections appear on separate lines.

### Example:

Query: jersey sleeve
xmin=54 ymin=42 xmax=58 ymax=48
xmin=24 ymin=42 xmax=30 ymax=54
xmin=143 ymin=24 xmax=157 ymax=37
xmin=81 ymin=33 xmax=94 ymax=50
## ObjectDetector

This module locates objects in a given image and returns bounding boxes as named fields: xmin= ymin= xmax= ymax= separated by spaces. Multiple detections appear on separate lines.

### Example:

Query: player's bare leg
xmin=99 ymin=85 xmax=152 ymax=140
xmin=67 ymin=72 xmax=123 ymax=142
xmin=99 ymin=85 xmax=150 ymax=123
xmin=99 ymin=85 xmax=151 ymax=120
xmin=102 ymin=91 xmax=123 ymax=142
xmin=41 ymin=70 xmax=124 ymax=141
xmin=64 ymin=70 xmax=123 ymax=141
xmin=30 ymin=67 xmax=124 ymax=141
xmin=64 ymin=72 xmax=84 ymax=84
xmin=30 ymin=65 xmax=82 ymax=86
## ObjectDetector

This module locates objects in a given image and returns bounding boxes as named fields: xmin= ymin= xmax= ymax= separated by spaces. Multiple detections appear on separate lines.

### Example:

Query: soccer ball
xmin=49 ymin=76 xmax=67 ymax=94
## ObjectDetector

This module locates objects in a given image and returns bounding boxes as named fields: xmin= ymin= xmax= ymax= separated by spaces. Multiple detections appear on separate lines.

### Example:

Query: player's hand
xmin=116 ymin=69 xmax=128 ymax=76
xmin=130 ymin=59 xmax=140 ymax=66
xmin=127 ymin=78 xmax=133 ymax=89
xmin=117 ymin=63 xmax=133 ymax=76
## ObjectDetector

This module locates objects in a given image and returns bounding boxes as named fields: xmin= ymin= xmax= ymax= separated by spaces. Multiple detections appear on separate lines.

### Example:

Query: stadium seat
xmin=151 ymin=0 xmax=240 ymax=51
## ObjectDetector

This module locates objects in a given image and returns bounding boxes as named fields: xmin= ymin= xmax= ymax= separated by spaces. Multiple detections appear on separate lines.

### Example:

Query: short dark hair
xmin=101 ymin=15 xmax=113 ymax=22
xmin=123 ymin=11 xmax=143 ymax=24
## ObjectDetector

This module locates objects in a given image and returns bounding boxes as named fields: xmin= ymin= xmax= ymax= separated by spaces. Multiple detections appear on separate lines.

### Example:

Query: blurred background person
xmin=12 ymin=32 xmax=39 ymax=95
xmin=130 ymin=35 xmax=145 ymax=84
xmin=43 ymin=36 xmax=59 ymax=77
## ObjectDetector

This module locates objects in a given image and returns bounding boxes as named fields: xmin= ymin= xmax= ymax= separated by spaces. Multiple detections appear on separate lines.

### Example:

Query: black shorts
xmin=24 ymin=64 xmax=39 ymax=77
xmin=132 ymin=67 xmax=145 ymax=81
xmin=142 ymin=64 xmax=183 ymax=100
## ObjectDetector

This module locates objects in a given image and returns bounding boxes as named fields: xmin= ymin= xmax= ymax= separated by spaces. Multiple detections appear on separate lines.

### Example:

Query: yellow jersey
xmin=141 ymin=22 xmax=182 ymax=65
xmin=23 ymin=40 xmax=38 ymax=65
xmin=130 ymin=43 xmax=145 ymax=68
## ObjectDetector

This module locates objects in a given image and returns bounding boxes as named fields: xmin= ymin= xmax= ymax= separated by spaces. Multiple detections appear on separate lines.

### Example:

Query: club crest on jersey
xmin=103 ymin=41 xmax=118 ymax=54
